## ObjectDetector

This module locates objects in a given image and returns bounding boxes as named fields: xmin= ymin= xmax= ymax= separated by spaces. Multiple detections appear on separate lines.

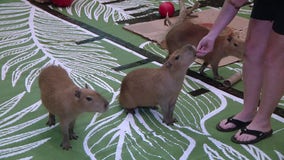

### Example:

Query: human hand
xmin=196 ymin=36 xmax=215 ymax=57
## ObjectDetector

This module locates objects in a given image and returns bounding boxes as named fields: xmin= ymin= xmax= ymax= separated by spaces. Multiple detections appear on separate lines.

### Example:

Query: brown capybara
xmin=164 ymin=1 xmax=245 ymax=80
xmin=38 ymin=65 xmax=109 ymax=150
xmin=119 ymin=44 xmax=196 ymax=125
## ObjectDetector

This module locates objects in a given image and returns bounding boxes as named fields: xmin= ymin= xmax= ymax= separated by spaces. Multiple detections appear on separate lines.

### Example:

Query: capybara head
xmin=74 ymin=88 xmax=109 ymax=113
xmin=222 ymin=33 xmax=245 ymax=59
xmin=164 ymin=44 xmax=196 ymax=70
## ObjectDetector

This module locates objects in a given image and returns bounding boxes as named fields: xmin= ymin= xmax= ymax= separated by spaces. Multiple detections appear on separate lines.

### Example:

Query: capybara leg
xmin=125 ymin=108 xmax=135 ymax=114
xmin=60 ymin=119 xmax=72 ymax=150
xmin=164 ymin=118 xmax=178 ymax=125
xmin=46 ymin=113 xmax=56 ymax=126
xmin=138 ymin=106 xmax=158 ymax=110
xmin=161 ymin=103 xmax=177 ymax=125
xmin=69 ymin=120 xmax=78 ymax=140
xmin=199 ymin=62 xmax=208 ymax=76
xmin=150 ymin=106 xmax=159 ymax=110
xmin=120 ymin=93 xmax=136 ymax=114
xmin=212 ymin=64 xmax=223 ymax=80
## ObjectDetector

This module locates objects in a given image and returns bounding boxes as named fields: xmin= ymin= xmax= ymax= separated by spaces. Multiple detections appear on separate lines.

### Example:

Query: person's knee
xmin=264 ymin=51 xmax=284 ymax=69
xmin=243 ymin=45 xmax=265 ymax=66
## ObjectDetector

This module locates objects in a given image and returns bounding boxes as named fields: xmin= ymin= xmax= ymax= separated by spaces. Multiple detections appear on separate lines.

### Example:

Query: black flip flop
xmin=216 ymin=116 xmax=251 ymax=132
xmin=231 ymin=127 xmax=273 ymax=144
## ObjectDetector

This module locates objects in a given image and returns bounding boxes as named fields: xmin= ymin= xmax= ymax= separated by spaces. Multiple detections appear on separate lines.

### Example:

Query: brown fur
xmin=119 ymin=44 xmax=196 ymax=125
xmin=34 ymin=0 xmax=51 ymax=3
xmin=164 ymin=1 xmax=245 ymax=80
xmin=38 ymin=65 xmax=109 ymax=150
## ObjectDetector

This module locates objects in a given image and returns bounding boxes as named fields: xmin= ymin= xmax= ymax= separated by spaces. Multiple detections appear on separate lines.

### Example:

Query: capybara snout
xmin=166 ymin=44 xmax=196 ymax=69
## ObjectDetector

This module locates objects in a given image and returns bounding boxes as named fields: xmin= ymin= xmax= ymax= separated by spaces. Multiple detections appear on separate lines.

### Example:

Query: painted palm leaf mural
xmin=0 ymin=0 xmax=284 ymax=159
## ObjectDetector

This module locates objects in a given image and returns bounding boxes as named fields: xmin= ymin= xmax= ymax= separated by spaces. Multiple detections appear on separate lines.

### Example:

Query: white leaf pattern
xmin=0 ymin=0 xmax=283 ymax=159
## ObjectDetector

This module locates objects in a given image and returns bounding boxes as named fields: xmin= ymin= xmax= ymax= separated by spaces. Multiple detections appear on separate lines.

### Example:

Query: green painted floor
xmin=0 ymin=0 xmax=283 ymax=159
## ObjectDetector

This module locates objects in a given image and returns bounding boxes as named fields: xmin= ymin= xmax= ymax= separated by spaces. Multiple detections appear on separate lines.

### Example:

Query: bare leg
xmin=234 ymin=30 xmax=284 ymax=142
xmin=218 ymin=19 xmax=272 ymax=130
xmin=235 ymin=19 xmax=272 ymax=120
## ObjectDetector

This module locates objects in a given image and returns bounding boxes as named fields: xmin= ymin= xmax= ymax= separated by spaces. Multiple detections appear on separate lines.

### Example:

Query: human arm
xmin=196 ymin=0 xmax=248 ymax=56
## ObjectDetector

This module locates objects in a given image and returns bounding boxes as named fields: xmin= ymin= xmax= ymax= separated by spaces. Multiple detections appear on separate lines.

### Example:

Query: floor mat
xmin=0 ymin=0 xmax=284 ymax=159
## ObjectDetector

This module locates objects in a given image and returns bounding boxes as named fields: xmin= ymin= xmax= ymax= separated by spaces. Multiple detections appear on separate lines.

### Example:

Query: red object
xmin=159 ymin=2 xmax=175 ymax=18
xmin=51 ymin=0 xmax=74 ymax=7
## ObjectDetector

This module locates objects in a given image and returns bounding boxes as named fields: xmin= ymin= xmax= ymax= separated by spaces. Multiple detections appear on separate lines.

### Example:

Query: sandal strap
xmin=226 ymin=116 xmax=251 ymax=128
xmin=240 ymin=128 xmax=262 ymax=137
xmin=240 ymin=128 xmax=273 ymax=138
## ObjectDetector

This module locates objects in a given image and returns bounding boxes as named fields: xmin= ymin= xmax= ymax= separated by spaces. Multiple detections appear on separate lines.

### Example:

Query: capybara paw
xmin=60 ymin=142 xmax=72 ymax=150
xmin=163 ymin=118 xmax=178 ymax=125
xmin=69 ymin=133 xmax=78 ymax=140
xmin=199 ymin=71 xmax=206 ymax=76
xmin=46 ymin=120 xmax=55 ymax=126
xmin=214 ymin=75 xmax=224 ymax=80
xmin=150 ymin=106 xmax=159 ymax=110
xmin=125 ymin=108 xmax=135 ymax=115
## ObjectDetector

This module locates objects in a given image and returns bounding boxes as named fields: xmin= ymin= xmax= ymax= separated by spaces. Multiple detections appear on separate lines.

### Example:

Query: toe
xmin=219 ymin=119 xmax=236 ymax=129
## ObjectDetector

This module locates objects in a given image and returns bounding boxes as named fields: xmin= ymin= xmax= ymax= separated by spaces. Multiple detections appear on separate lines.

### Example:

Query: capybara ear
xmin=85 ymin=84 xmax=89 ymax=89
xmin=74 ymin=89 xmax=81 ymax=99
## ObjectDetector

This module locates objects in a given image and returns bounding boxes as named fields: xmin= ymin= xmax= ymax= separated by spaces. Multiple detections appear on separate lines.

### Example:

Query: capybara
xmin=38 ymin=65 xmax=109 ymax=150
xmin=164 ymin=1 xmax=245 ymax=80
xmin=119 ymin=44 xmax=196 ymax=125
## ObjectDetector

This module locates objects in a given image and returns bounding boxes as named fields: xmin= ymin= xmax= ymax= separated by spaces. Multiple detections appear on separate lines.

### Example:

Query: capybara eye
xmin=86 ymin=96 xmax=93 ymax=101
xmin=175 ymin=55 xmax=180 ymax=60
xmin=234 ymin=43 xmax=238 ymax=47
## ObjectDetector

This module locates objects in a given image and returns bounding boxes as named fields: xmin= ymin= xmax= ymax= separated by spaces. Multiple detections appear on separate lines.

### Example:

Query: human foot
xmin=231 ymin=127 xmax=273 ymax=144
xmin=216 ymin=116 xmax=251 ymax=132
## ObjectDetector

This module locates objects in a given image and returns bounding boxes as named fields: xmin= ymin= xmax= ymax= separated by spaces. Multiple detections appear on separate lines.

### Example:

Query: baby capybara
xmin=38 ymin=65 xmax=109 ymax=150
xmin=165 ymin=1 xmax=245 ymax=80
xmin=119 ymin=44 xmax=196 ymax=125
